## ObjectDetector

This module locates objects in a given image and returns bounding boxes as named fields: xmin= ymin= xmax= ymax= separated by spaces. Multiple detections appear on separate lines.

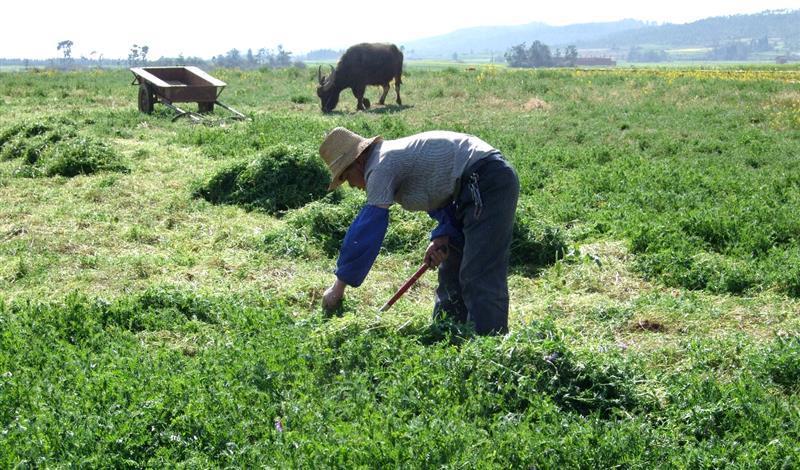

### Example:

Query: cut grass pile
xmin=0 ymin=118 xmax=127 ymax=177
xmin=0 ymin=290 xmax=797 ymax=466
xmin=193 ymin=144 xmax=329 ymax=214
xmin=511 ymin=202 xmax=568 ymax=273
xmin=262 ymin=189 xmax=568 ymax=273
xmin=263 ymin=190 xmax=435 ymax=259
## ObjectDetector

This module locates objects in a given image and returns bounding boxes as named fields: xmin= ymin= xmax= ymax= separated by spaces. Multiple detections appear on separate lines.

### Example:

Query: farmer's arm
xmin=428 ymin=202 xmax=462 ymax=240
xmin=322 ymin=204 xmax=389 ymax=310
xmin=425 ymin=203 xmax=461 ymax=267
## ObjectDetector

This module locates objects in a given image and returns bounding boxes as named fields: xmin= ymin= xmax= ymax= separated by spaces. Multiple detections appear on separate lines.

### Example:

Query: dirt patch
xmin=773 ymin=90 xmax=800 ymax=102
xmin=523 ymin=97 xmax=551 ymax=111
xmin=631 ymin=319 xmax=668 ymax=333
xmin=137 ymin=330 xmax=209 ymax=356
xmin=564 ymin=241 xmax=652 ymax=301
xmin=1 ymin=226 xmax=27 ymax=242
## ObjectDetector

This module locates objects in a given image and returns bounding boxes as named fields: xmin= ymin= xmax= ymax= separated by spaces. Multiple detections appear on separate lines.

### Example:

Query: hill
xmin=586 ymin=9 xmax=800 ymax=48
xmin=401 ymin=19 xmax=646 ymax=59
xmin=400 ymin=10 xmax=800 ymax=59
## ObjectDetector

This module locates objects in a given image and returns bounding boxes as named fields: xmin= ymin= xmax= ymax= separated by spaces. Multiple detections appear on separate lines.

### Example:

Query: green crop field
xmin=1 ymin=65 xmax=799 ymax=466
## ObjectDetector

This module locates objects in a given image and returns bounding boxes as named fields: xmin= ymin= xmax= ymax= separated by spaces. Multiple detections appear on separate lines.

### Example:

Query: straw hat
xmin=319 ymin=127 xmax=382 ymax=190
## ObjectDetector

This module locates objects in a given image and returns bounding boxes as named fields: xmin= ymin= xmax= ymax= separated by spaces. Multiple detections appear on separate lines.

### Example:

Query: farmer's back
xmin=364 ymin=131 xmax=498 ymax=211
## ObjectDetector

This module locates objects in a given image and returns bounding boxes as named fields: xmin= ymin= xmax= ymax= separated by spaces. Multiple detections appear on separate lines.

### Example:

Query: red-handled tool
xmin=379 ymin=245 xmax=447 ymax=312
xmin=378 ymin=263 xmax=429 ymax=312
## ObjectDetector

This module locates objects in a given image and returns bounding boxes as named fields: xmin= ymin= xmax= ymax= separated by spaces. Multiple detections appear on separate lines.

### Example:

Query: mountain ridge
xmin=398 ymin=10 xmax=800 ymax=59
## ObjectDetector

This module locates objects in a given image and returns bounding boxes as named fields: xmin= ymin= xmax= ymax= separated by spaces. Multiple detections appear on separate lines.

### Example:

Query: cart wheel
xmin=198 ymin=102 xmax=215 ymax=114
xmin=138 ymin=84 xmax=155 ymax=114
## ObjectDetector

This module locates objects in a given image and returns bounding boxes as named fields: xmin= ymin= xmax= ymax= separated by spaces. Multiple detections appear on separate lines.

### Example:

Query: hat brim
xmin=327 ymin=135 xmax=382 ymax=190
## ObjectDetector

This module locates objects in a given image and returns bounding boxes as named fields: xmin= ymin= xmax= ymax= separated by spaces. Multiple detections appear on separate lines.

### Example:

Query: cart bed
xmin=130 ymin=66 xmax=226 ymax=103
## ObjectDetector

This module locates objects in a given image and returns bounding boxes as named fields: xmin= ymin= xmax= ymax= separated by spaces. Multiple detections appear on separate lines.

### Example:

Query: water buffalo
xmin=317 ymin=43 xmax=403 ymax=113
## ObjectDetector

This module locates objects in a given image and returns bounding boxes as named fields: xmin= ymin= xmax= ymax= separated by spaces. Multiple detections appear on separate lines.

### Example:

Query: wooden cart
xmin=130 ymin=66 xmax=245 ymax=122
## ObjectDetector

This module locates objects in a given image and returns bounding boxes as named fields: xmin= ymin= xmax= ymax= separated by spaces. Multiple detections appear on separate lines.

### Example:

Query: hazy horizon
xmin=3 ymin=1 xmax=799 ymax=60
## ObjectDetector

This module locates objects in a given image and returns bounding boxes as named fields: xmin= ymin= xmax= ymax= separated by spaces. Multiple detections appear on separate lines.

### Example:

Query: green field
xmin=1 ymin=65 xmax=799 ymax=466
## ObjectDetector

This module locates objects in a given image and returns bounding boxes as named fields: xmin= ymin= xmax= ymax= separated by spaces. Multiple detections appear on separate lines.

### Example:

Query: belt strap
xmin=461 ymin=152 xmax=504 ymax=180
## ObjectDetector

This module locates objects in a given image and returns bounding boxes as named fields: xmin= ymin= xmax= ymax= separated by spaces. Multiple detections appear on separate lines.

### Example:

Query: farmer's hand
xmin=424 ymin=236 xmax=449 ymax=268
xmin=322 ymin=278 xmax=347 ymax=312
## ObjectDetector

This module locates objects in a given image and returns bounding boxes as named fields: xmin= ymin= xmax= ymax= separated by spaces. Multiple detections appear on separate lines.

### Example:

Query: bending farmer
xmin=319 ymin=127 xmax=519 ymax=335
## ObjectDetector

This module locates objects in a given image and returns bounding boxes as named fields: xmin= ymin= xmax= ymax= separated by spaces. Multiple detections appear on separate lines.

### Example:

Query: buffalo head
xmin=317 ymin=65 xmax=340 ymax=113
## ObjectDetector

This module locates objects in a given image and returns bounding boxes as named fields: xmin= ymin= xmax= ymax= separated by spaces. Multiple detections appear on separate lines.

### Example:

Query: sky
xmin=2 ymin=0 xmax=798 ymax=59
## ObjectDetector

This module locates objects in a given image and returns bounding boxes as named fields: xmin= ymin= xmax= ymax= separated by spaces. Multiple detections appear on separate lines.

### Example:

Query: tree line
xmin=0 ymin=41 xmax=303 ymax=70
xmin=505 ymin=41 xmax=578 ymax=68
xmin=210 ymin=46 xmax=296 ymax=69
xmin=628 ymin=35 xmax=775 ymax=62
xmin=506 ymin=35 xmax=780 ymax=66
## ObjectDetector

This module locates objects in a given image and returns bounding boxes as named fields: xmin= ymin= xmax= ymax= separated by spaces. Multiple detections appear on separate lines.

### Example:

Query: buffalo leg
xmin=394 ymin=77 xmax=402 ymax=106
xmin=352 ymin=85 xmax=370 ymax=110
xmin=379 ymin=84 xmax=390 ymax=105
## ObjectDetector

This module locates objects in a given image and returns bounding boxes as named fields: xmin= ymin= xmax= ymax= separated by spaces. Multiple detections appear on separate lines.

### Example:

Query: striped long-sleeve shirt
xmin=336 ymin=131 xmax=498 ymax=287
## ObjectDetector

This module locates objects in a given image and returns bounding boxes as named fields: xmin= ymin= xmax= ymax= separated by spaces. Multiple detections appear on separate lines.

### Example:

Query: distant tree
xmin=246 ymin=48 xmax=256 ymax=68
xmin=506 ymin=40 xmax=554 ymax=68
xmin=256 ymin=48 xmax=269 ymax=65
xmin=128 ymin=44 xmax=140 ymax=66
xmin=552 ymin=45 xmax=578 ymax=66
xmin=564 ymin=45 xmax=578 ymax=66
xmin=505 ymin=43 xmax=530 ymax=67
xmin=270 ymin=45 xmax=292 ymax=68
xmin=212 ymin=49 xmax=243 ymax=68
xmin=529 ymin=41 xmax=553 ymax=67
xmin=226 ymin=48 xmax=241 ymax=67
xmin=57 ymin=40 xmax=74 ymax=67
xmin=140 ymin=45 xmax=149 ymax=65
xmin=57 ymin=40 xmax=73 ymax=59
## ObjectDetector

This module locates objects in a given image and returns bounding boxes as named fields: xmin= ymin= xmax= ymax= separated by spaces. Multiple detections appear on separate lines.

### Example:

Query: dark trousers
xmin=433 ymin=155 xmax=520 ymax=335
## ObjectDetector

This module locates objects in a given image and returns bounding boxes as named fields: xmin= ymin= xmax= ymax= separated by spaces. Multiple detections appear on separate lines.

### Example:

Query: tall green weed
xmin=1 ymin=291 xmax=797 ymax=467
